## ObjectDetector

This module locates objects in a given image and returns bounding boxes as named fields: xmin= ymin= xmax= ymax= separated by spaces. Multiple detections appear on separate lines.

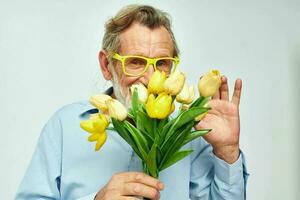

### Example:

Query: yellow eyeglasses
xmin=112 ymin=53 xmax=180 ymax=77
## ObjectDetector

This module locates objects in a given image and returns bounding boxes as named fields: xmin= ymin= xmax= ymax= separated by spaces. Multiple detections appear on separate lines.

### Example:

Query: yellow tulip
xmin=146 ymin=93 xmax=172 ymax=119
xmin=176 ymin=84 xmax=194 ymax=104
xmin=163 ymin=70 xmax=185 ymax=96
xmin=93 ymin=114 xmax=109 ymax=131
xmin=89 ymin=94 xmax=112 ymax=112
xmin=95 ymin=132 xmax=107 ymax=151
xmin=106 ymin=99 xmax=128 ymax=121
xmin=88 ymin=133 xmax=100 ymax=141
xmin=87 ymin=132 xmax=107 ymax=151
xmin=169 ymin=102 xmax=175 ymax=115
xmin=148 ymin=70 xmax=166 ymax=94
xmin=80 ymin=120 xmax=95 ymax=133
xmin=80 ymin=114 xmax=109 ymax=133
xmin=198 ymin=70 xmax=221 ymax=97
xmin=130 ymin=83 xmax=148 ymax=103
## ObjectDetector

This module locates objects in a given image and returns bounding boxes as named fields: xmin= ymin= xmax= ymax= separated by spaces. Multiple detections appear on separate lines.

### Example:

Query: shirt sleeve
xmin=15 ymin=113 xmax=63 ymax=200
xmin=189 ymin=138 xmax=249 ymax=200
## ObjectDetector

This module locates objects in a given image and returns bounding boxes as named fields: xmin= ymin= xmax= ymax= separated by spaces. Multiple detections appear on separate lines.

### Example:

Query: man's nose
xmin=138 ymin=64 xmax=155 ymax=85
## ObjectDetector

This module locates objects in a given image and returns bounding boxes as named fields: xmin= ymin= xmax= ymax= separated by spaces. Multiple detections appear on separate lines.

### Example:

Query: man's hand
xmin=95 ymin=172 xmax=164 ymax=200
xmin=195 ymin=76 xmax=242 ymax=164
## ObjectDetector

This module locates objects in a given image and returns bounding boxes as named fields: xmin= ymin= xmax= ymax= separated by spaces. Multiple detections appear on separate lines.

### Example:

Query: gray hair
xmin=102 ymin=4 xmax=179 ymax=62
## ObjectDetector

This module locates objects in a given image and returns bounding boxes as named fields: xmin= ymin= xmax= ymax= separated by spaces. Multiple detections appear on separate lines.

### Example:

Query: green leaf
xmin=160 ymin=150 xmax=194 ymax=171
xmin=123 ymin=121 xmax=149 ymax=160
xmin=127 ymin=110 xmax=135 ymax=119
xmin=159 ymin=118 xmax=175 ymax=142
xmin=190 ymin=96 xmax=210 ymax=108
xmin=172 ymin=107 xmax=209 ymax=131
xmin=182 ymin=129 xmax=211 ymax=146
xmin=136 ymin=110 xmax=154 ymax=139
xmin=111 ymin=118 xmax=142 ymax=159
xmin=158 ymin=118 xmax=169 ymax=131
xmin=106 ymin=127 xmax=116 ymax=131
xmin=131 ymin=88 xmax=141 ymax=120
xmin=161 ymin=107 xmax=209 ymax=147
xmin=159 ymin=122 xmax=194 ymax=169
xmin=140 ymin=129 xmax=154 ymax=147
xmin=156 ymin=146 xmax=163 ymax=164
xmin=111 ymin=118 xmax=133 ymax=146
xmin=146 ymin=144 xmax=158 ymax=178
xmin=153 ymin=118 xmax=159 ymax=138
xmin=161 ymin=122 xmax=194 ymax=153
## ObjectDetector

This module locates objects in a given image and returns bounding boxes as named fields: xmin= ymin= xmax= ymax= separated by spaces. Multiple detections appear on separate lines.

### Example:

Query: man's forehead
xmin=118 ymin=23 xmax=174 ymax=57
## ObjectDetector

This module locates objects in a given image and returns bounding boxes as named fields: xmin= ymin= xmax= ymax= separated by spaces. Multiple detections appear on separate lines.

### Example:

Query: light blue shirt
xmin=16 ymin=99 xmax=249 ymax=200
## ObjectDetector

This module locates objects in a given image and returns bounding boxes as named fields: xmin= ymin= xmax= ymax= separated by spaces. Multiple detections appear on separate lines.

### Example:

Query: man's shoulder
xmin=41 ymin=100 xmax=95 ymax=136
xmin=58 ymin=100 xmax=92 ymax=113
xmin=47 ymin=100 xmax=95 ymax=123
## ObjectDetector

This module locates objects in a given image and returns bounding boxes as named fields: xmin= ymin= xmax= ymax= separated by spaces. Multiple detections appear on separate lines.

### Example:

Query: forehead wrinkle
xmin=149 ymin=28 xmax=173 ymax=57
xmin=119 ymin=34 xmax=150 ymax=56
xmin=118 ymin=23 xmax=173 ymax=57
xmin=149 ymin=42 xmax=173 ymax=57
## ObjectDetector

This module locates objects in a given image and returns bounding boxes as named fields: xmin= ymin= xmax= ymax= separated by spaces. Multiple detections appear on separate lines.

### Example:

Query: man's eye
xmin=156 ymin=60 xmax=167 ymax=66
xmin=130 ymin=58 xmax=145 ymax=65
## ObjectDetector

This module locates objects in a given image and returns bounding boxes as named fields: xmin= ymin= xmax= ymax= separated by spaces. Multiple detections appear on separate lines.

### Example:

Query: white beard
xmin=110 ymin=69 xmax=132 ymax=109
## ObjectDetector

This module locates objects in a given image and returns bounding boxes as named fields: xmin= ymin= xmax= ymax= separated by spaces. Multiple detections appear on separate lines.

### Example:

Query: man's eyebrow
xmin=157 ymin=54 xmax=172 ymax=58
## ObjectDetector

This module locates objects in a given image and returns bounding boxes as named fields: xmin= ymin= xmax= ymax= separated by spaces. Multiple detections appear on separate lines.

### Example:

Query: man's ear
xmin=99 ymin=50 xmax=112 ymax=80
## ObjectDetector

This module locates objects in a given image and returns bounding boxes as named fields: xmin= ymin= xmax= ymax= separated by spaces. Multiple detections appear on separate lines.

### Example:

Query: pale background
xmin=1 ymin=0 xmax=299 ymax=199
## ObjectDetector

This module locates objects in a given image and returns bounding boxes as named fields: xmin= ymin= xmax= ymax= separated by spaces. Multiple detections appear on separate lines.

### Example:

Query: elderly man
xmin=16 ymin=4 xmax=249 ymax=200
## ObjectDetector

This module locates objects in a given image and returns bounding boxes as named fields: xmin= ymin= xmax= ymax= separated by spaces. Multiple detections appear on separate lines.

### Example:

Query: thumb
xmin=194 ymin=118 xmax=209 ymax=130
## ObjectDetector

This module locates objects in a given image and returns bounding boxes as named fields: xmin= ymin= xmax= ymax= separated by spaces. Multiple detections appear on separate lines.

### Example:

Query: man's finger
xmin=231 ymin=78 xmax=242 ymax=106
xmin=121 ymin=182 xmax=160 ymax=199
xmin=120 ymin=197 xmax=140 ymax=200
xmin=119 ymin=172 xmax=164 ymax=190
xmin=212 ymin=88 xmax=220 ymax=99
xmin=220 ymin=76 xmax=229 ymax=101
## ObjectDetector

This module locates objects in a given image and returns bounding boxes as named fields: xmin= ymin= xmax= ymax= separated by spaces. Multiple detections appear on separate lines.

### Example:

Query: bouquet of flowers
xmin=80 ymin=70 xmax=221 ymax=179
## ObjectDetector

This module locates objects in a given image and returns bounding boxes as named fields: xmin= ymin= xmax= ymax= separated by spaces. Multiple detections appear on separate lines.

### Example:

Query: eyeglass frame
xmin=111 ymin=52 xmax=180 ymax=77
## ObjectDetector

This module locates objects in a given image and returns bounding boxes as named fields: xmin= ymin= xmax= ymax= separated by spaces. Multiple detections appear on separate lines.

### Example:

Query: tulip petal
xmin=80 ymin=114 xmax=109 ymax=133
xmin=148 ymin=71 xmax=166 ymax=94
xmin=89 ymin=94 xmax=112 ymax=112
xmin=146 ymin=93 xmax=172 ymax=119
xmin=106 ymin=99 xmax=128 ymax=121
xmin=95 ymin=132 xmax=107 ymax=151
xmin=164 ymin=70 xmax=186 ymax=95
xmin=80 ymin=120 xmax=96 ymax=133
xmin=176 ymin=84 xmax=194 ymax=104
xmin=198 ymin=70 xmax=221 ymax=97
xmin=131 ymin=84 xmax=148 ymax=103
xmin=88 ymin=133 xmax=100 ymax=142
